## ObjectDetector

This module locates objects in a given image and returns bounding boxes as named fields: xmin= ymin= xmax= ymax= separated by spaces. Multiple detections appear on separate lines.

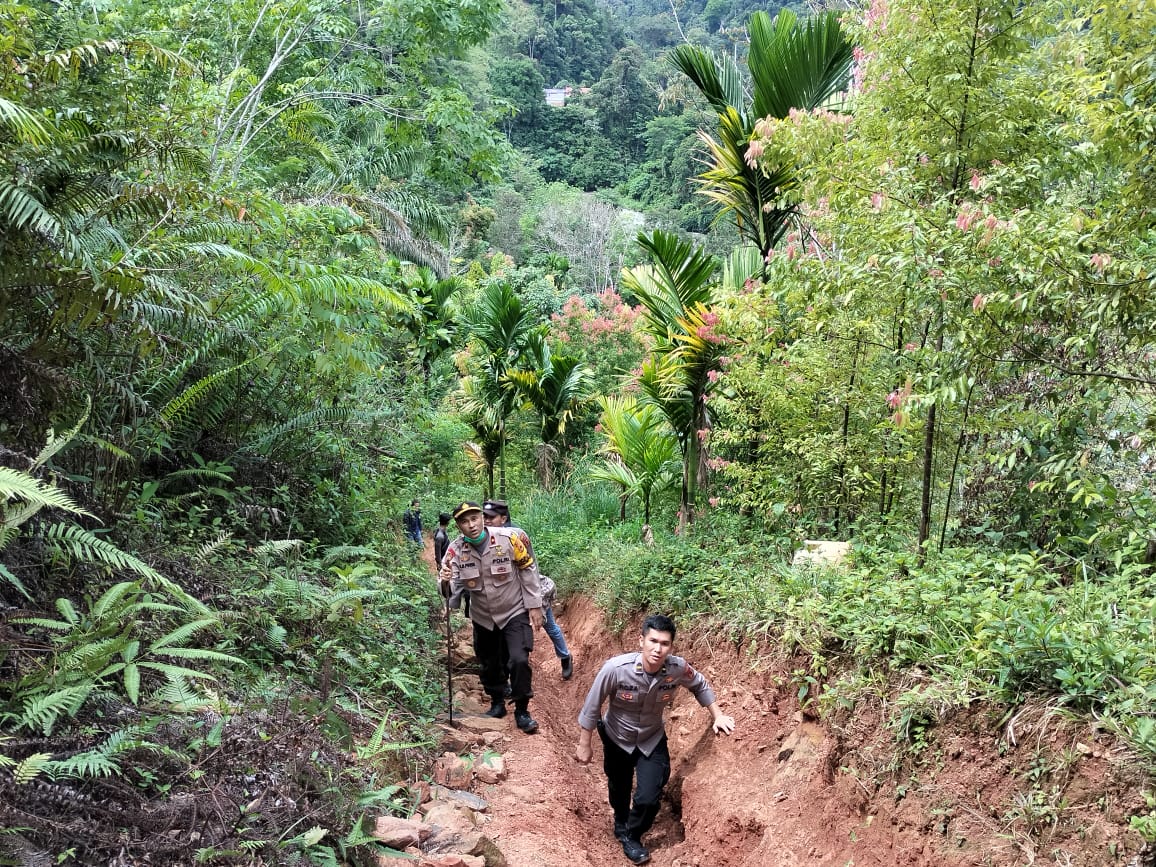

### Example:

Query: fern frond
xmin=0 ymin=467 xmax=89 ymax=519
xmin=42 ymin=524 xmax=210 ymax=616
xmin=252 ymin=539 xmax=304 ymax=557
xmin=136 ymin=661 xmax=219 ymax=680
xmin=145 ymin=617 xmax=219 ymax=651
xmin=13 ymin=753 xmax=53 ymax=784
xmin=239 ymin=406 xmax=358 ymax=454
xmin=152 ymin=647 xmax=241 ymax=665
xmin=55 ymin=597 xmax=78 ymax=624
xmin=265 ymin=622 xmax=288 ymax=648
xmin=160 ymin=357 xmax=257 ymax=426
xmin=20 ymin=685 xmax=93 ymax=735
xmin=9 ymin=615 xmax=74 ymax=631
xmin=58 ymin=636 xmax=128 ymax=672
xmin=46 ymin=727 xmax=146 ymax=779
xmin=320 ymin=545 xmax=378 ymax=565
xmin=0 ymin=96 xmax=53 ymax=145
xmin=44 ymin=523 xmax=159 ymax=580
xmin=151 ymin=678 xmax=213 ymax=711
xmin=91 ymin=580 xmax=139 ymax=620
xmin=0 ymin=562 xmax=29 ymax=597
xmin=195 ymin=531 xmax=234 ymax=562
xmin=76 ymin=434 xmax=131 ymax=460
xmin=159 ymin=466 xmax=234 ymax=488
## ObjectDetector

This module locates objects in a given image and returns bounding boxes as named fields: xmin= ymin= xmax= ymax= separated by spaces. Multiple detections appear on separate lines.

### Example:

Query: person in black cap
xmin=440 ymin=501 xmax=544 ymax=733
xmin=433 ymin=512 xmax=452 ymax=568
xmin=483 ymin=500 xmax=573 ymax=680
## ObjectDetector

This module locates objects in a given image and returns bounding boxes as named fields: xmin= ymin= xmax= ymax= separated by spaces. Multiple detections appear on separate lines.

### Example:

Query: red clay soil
xmin=423 ymin=543 xmax=1152 ymax=867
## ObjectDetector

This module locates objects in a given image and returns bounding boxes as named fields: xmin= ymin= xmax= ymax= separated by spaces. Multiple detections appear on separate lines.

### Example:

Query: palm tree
xmin=508 ymin=332 xmax=593 ymax=489
xmin=621 ymin=231 xmax=723 ymax=532
xmin=589 ymin=395 xmax=678 ymax=527
xmin=460 ymin=281 xmax=541 ymax=500
xmin=669 ymin=9 xmax=853 ymax=266
xmin=400 ymin=266 xmax=463 ymax=382
xmin=460 ymin=399 xmax=503 ymax=499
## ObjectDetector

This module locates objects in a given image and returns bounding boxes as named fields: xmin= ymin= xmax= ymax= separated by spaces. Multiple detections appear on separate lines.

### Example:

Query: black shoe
xmin=514 ymin=711 xmax=539 ymax=734
xmin=483 ymin=700 xmax=507 ymax=718
xmin=613 ymin=821 xmax=629 ymax=842
xmin=560 ymin=655 xmax=573 ymax=680
xmin=621 ymin=837 xmax=649 ymax=864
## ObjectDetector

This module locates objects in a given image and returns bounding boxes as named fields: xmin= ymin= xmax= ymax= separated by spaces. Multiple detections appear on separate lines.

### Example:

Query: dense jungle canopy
xmin=0 ymin=0 xmax=1153 ymax=863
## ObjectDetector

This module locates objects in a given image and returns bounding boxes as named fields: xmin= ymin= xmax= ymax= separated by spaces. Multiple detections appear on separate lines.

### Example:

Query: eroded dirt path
xmin=422 ymin=539 xmax=1147 ymax=867
xmin=446 ymin=596 xmax=827 ymax=867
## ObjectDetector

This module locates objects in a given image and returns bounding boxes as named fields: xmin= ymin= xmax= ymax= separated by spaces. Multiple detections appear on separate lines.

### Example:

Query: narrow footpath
xmin=411 ymin=539 xmax=1146 ymax=867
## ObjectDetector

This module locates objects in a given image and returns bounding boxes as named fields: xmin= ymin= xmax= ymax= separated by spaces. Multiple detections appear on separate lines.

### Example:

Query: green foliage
xmin=670 ymin=8 xmax=853 ymax=263
xmin=5 ymin=581 xmax=236 ymax=733
xmin=544 ymin=514 xmax=1155 ymax=764
xmin=590 ymin=395 xmax=678 ymax=524
xmin=621 ymin=230 xmax=724 ymax=527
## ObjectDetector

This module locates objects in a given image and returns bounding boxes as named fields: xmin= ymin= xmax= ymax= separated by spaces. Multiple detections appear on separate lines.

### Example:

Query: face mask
xmin=464 ymin=528 xmax=487 ymax=546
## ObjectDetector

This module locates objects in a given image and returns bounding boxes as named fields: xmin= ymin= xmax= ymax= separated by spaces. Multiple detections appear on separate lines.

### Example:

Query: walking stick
xmin=443 ymin=588 xmax=454 ymax=725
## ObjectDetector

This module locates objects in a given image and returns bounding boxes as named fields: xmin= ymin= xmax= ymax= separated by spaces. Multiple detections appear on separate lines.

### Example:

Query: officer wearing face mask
xmin=439 ymin=501 xmax=544 ymax=734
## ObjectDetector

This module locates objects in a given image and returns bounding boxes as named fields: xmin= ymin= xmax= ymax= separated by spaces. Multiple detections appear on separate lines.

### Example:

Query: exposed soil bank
xmin=444 ymin=595 xmax=1151 ymax=867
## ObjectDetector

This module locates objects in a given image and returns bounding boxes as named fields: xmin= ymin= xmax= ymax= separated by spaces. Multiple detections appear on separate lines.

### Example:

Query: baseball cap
xmin=452 ymin=501 xmax=483 ymax=520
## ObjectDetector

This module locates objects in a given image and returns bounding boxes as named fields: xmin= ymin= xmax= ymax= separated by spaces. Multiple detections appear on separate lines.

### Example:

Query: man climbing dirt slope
xmin=420 ymin=540 xmax=1148 ymax=866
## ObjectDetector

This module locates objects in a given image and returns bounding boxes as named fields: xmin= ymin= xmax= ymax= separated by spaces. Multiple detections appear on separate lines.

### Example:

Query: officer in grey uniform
xmin=483 ymin=499 xmax=573 ymax=680
xmin=440 ymin=501 xmax=544 ymax=734
xmin=575 ymin=613 xmax=735 ymax=865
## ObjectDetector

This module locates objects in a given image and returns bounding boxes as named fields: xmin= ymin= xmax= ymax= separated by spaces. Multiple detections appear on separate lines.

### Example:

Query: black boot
xmin=483 ymin=698 xmax=506 ymax=718
xmin=513 ymin=701 xmax=538 ymax=734
xmin=560 ymin=655 xmax=573 ymax=680
xmin=621 ymin=837 xmax=649 ymax=864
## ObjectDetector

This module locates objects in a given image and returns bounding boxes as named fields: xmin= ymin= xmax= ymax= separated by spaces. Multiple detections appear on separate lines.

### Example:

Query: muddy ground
xmin=432 ymin=571 xmax=1151 ymax=866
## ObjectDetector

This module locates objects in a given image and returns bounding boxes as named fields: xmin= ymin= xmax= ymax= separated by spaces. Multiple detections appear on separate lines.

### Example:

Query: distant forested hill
xmin=601 ymin=0 xmax=803 ymax=51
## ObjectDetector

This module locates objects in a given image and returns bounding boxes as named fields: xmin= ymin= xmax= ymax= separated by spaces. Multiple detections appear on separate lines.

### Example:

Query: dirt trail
xmin=421 ymin=539 xmax=1148 ymax=867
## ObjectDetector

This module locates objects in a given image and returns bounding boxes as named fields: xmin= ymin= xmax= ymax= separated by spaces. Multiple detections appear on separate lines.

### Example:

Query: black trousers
xmin=473 ymin=612 xmax=534 ymax=704
xmin=598 ymin=721 xmax=671 ymax=842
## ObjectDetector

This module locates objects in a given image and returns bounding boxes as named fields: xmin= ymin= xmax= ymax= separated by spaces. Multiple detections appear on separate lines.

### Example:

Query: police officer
xmin=483 ymin=499 xmax=573 ymax=680
xmin=575 ymin=613 xmax=735 ymax=865
xmin=440 ymin=501 xmax=544 ymax=734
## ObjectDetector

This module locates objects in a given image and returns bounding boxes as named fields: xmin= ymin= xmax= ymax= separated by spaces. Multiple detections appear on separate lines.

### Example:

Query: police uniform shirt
xmin=578 ymin=652 xmax=717 ymax=756
xmin=444 ymin=526 xmax=542 ymax=630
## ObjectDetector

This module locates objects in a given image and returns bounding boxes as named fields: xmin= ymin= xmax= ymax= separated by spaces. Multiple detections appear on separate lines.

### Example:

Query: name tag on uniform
xmin=491 ymin=557 xmax=512 ymax=575
xmin=618 ymin=690 xmax=635 ymax=702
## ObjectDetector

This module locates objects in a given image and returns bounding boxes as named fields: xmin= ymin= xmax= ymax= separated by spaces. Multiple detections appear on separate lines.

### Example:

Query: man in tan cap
xmin=440 ymin=501 xmax=544 ymax=733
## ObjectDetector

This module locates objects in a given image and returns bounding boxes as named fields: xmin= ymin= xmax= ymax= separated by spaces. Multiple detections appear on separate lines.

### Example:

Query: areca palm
xmin=508 ymin=332 xmax=593 ymax=489
xmin=621 ymin=230 xmax=723 ymax=531
xmin=670 ymin=9 xmax=853 ymax=265
xmin=401 ymin=266 xmax=464 ymax=381
xmin=589 ymin=395 xmax=678 ymax=526
xmin=460 ymin=281 xmax=542 ymax=499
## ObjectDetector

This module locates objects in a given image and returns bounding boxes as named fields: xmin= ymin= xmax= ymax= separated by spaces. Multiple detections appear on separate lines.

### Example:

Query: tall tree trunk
xmin=939 ymin=382 xmax=974 ymax=552
xmin=917 ymin=323 xmax=945 ymax=561
xmin=498 ymin=421 xmax=507 ymax=501
xmin=836 ymin=340 xmax=860 ymax=534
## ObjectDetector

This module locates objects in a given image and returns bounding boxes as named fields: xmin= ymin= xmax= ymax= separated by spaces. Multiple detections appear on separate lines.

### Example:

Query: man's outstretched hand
xmin=712 ymin=714 xmax=735 ymax=735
